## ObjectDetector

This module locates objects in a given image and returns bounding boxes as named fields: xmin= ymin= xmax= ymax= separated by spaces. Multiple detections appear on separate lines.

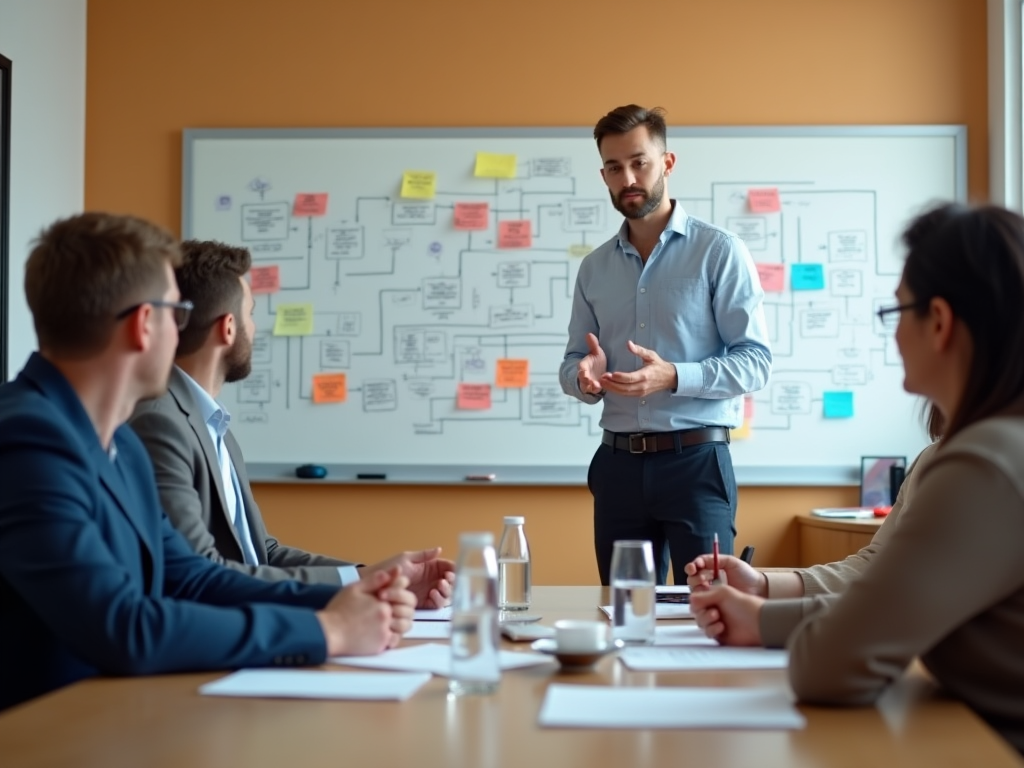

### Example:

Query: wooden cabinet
xmin=796 ymin=514 xmax=884 ymax=568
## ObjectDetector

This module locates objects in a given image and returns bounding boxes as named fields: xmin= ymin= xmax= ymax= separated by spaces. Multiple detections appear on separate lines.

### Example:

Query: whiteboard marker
xmin=465 ymin=473 xmax=496 ymax=481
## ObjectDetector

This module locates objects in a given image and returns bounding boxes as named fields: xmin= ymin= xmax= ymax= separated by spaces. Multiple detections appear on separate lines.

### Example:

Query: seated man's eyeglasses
xmin=115 ymin=300 xmax=194 ymax=331
xmin=875 ymin=302 xmax=926 ymax=331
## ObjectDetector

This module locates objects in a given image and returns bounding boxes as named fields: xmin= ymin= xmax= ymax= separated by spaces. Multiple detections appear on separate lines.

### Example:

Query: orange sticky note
xmin=312 ymin=373 xmax=347 ymax=404
xmin=748 ymin=188 xmax=780 ymax=213
xmin=454 ymin=202 xmax=490 ymax=230
xmin=293 ymin=193 xmax=328 ymax=216
xmin=496 ymin=359 xmax=529 ymax=388
xmin=457 ymin=383 xmax=491 ymax=410
xmin=249 ymin=265 xmax=280 ymax=295
xmin=755 ymin=263 xmax=785 ymax=292
xmin=498 ymin=220 xmax=532 ymax=248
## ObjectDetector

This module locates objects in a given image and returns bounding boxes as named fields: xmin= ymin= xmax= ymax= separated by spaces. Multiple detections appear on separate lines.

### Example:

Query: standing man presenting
xmin=560 ymin=105 xmax=771 ymax=584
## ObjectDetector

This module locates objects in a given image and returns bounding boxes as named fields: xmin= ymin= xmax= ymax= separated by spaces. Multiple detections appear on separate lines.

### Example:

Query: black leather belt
xmin=602 ymin=427 xmax=730 ymax=454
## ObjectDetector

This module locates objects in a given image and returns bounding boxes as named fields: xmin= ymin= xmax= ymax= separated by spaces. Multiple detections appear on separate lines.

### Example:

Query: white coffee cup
xmin=553 ymin=619 xmax=608 ymax=653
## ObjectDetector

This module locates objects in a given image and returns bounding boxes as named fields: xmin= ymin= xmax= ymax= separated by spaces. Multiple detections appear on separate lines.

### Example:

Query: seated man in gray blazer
xmin=130 ymin=240 xmax=453 ymax=607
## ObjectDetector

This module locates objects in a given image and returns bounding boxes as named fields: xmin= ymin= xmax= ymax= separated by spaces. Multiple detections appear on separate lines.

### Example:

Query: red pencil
xmin=712 ymin=532 xmax=720 ymax=584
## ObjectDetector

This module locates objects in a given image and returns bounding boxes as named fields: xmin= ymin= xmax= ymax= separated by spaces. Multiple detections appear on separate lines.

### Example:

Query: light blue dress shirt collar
xmin=178 ymin=369 xmax=261 ymax=567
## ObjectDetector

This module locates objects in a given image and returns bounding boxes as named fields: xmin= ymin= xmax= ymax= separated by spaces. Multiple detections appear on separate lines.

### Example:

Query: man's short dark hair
xmin=174 ymin=240 xmax=252 ymax=356
xmin=24 ymin=213 xmax=180 ymax=357
xmin=593 ymin=105 xmax=668 ymax=151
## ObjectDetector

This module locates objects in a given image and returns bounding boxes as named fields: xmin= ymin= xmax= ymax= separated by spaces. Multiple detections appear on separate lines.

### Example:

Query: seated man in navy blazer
xmin=0 ymin=213 xmax=416 ymax=711
xmin=130 ymin=240 xmax=454 ymax=607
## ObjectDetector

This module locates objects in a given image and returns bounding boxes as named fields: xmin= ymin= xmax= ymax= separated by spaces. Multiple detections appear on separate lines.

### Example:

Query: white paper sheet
xmin=331 ymin=642 xmax=554 ymax=676
xmin=599 ymin=603 xmax=692 ymax=620
xmin=653 ymin=625 xmax=718 ymax=647
xmin=403 ymin=621 xmax=452 ymax=640
xmin=198 ymin=670 xmax=431 ymax=701
xmin=619 ymin=646 xmax=788 ymax=671
xmin=413 ymin=607 xmax=453 ymax=621
xmin=538 ymin=684 xmax=805 ymax=729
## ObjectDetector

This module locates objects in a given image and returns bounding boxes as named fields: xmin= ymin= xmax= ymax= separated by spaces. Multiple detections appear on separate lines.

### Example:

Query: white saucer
xmin=530 ymin=638 xmax=624 ymax=670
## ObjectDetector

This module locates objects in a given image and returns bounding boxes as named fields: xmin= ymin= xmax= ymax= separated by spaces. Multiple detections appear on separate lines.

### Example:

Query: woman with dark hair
xmin=690 ymin=203 xmax=1024 ymax=754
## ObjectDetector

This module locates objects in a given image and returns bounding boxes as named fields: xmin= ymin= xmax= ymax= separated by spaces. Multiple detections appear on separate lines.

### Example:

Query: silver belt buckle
xmin=628 ymin=433 xmax=648 ymax=454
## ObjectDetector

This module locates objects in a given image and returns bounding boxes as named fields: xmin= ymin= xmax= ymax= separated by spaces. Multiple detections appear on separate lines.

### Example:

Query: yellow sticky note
xmin=312 ymin=373 xmax=347 ymax=404
xmin=568 ymin=244 xmax=592 ymax=258
xmin=401 ymin=170 xmax=437 ymax=199
xmin=273 ymin=303 xmax=313 ymax=336
xmin=731 ymin=420 xmax=752 ymax=441
xmin=474 ymin=152 xmax=517 ymax=179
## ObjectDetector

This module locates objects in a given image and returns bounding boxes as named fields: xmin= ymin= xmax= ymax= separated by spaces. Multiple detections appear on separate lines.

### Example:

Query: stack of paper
xmin=413 ymin=607 xmax=453 ymax=621
xmin=619 ymin=646 xmax=788 ymax=671
xmin=331 ymin=642 xmax=553 ymax=676
xmin=403 ymin=621 xmax=452 ymax=640
xmin=538 ymin=684 xmax=805 ymax=729
xmin=199 ymin=670 xmax=431 ymax=701
xmin=653 ymin=625 xmax=718 ymax=647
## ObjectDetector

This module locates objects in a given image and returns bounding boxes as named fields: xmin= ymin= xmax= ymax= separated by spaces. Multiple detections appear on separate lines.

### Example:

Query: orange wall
xmin=84 ymin=0 xmax=987 ymax=581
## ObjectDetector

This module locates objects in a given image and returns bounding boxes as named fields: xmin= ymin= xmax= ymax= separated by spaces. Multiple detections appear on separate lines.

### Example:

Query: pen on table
xmin=712 ymin=532 xmax=721 ymax=585
xmin=739 ymin=545 xmax=756 ymax=565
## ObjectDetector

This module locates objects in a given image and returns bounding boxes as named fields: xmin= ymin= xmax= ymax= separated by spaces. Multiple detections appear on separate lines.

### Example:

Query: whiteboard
xmin=183 ymin=126 xmax=966 ymax=485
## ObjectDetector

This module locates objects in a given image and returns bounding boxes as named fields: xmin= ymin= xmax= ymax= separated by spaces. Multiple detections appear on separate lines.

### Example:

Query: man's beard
xmin=224 ymin=319 xmax=253 ymax=384
xmin=610 ymin=174 xmax=666 ymax=219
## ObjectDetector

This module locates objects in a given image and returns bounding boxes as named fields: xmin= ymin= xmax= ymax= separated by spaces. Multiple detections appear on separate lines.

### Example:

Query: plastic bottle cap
xmin=459 ymin=531 xmax=494 ymax=546
xmin=503 ymin=516 xmax=525 ymax=525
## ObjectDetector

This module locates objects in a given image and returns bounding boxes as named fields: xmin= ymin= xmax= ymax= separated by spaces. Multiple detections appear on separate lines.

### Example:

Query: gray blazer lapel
xmin=167 ymin=368 xmax=244 ymax=553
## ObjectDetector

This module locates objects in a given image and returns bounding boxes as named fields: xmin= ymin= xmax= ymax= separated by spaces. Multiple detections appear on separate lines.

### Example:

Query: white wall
xmin=0 ymin=0 xmax=86 ymax=379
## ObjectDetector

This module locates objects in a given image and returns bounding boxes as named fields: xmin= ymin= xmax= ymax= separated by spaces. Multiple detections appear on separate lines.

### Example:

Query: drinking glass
xmin=610 ymin=540 xmax=656 ymax=645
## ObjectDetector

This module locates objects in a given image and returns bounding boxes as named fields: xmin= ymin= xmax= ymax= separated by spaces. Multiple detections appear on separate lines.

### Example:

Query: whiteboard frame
xmin=182 ymin=125 xmax=967 ymax=486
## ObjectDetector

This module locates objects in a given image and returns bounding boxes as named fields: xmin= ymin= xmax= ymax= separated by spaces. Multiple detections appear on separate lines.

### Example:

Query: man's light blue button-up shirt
xmin=178 ymin=371 xmax=359 ymax=584
xmin=560 ymin=203 xmax=772 ymax=432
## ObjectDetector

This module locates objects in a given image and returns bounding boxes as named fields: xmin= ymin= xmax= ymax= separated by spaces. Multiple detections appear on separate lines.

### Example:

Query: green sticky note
xmin=273 ymin=303 xmax=314 ymax=336
xmin=823 ymin=391 xmax=854 ymax=418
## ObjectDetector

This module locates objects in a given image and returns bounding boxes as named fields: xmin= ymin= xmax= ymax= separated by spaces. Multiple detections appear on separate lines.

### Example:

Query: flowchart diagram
xmin=186 ymin=130 xmax=961 ymax=471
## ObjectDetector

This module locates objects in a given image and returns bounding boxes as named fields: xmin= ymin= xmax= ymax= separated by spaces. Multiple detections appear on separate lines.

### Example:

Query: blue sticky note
xmin=823 ymin=391 xmax=854 ymax=419
xmin=791 ymin=264 xmax=825 ymax=291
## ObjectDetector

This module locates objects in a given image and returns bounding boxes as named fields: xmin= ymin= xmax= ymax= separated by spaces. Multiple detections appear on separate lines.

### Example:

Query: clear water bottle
xmin=497 ymin=515 xmax=531 ymax=611
xmin=448 ymin=532 xmax=500 ymax=696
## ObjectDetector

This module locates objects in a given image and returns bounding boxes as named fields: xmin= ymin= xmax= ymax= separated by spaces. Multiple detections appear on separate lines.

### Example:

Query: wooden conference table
xmin=1 ymin=587 xmax=1021 ymax=768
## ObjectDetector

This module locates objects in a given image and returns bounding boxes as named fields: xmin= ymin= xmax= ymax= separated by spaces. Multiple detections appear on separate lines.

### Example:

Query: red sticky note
xmin=495 ymin=359 xmax=529 ymax=388
xmin=755 ymin=263 xmax=785 ymax=292
xmin=454 ymin=202 xmax=490 ymax=231
xmin=293 ymin=193 xmax=328 ymax=217
xmin=457 ymin=383 xmax=492 ymax=410
xmin=312 ymin=373 xmax=347 ymax=404
xmin=748 ymin=188 xmax=781 ymax=213
xmin=498 ymin=220 xmax=532 ymax=249
xmin=743 ymin=396 xmax=755 ymax=420
xmin=249 ymin=265 xmax=280 ymax=295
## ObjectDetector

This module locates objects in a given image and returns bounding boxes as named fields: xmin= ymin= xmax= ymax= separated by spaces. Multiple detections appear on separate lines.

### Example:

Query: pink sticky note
xmin=743 ymin=396 xmax=755 ymax=420
xmin=457 ymin=383 xmax=492 ymax=410
xmin=755 ymin=263 xmax=785 ymax=292
xmin=454 ymin=202 xmax=490 ymax=231
xmin=748 ymin=188 xmax=781 ymax=213
xmin=250 ymin=265 xmax=281 ymax=295
xmin=498 ymin=220 xmax=532 ymax=249
xmin=293 ymin=193 xmax=328 ymax=217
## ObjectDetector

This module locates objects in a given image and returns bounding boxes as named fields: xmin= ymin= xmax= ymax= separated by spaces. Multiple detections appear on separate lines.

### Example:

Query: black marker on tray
xmin=465 ymin=473 xmax=496 ymax=481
